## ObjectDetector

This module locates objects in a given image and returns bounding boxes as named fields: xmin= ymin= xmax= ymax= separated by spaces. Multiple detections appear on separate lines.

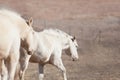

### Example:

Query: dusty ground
xmin=1 ymin=0 xmax=120 ymax=80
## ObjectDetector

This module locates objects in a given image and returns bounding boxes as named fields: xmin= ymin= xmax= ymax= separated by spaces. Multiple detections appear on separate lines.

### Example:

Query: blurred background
xmin=1 ymin=0 xmax=120 ymax=80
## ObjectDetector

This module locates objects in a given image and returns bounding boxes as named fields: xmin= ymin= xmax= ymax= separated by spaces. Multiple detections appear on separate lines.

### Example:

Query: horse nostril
xmin=72 ymin=57 xmax=78 ymax=61
xmin=72 ymin=58 xmax=75 ymax=61
xmin=28 ymin=51 xmax=32 ymax=55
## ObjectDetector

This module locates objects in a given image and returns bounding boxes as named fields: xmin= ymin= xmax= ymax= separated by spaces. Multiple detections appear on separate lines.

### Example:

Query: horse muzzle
xmin=72 ymin=57 xmax=79 ymax=61
xmin=27 ymin=51 xmax=33 ymax=55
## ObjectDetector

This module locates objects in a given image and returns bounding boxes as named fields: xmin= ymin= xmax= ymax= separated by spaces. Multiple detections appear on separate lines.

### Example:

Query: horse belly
xmin=29 ymin=53 xmax=50 ymax=63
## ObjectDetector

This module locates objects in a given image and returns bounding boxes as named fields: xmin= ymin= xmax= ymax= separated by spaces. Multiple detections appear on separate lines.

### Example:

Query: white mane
xmin=42 ymin=29 xmax=72 ymax=38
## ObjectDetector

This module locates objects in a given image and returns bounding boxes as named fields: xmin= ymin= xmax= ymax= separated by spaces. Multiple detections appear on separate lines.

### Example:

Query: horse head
xmin=21 ymin=17 xmax=35 ymax=55
xmin=65 ymin=36 xmax=79 ymax=61
xmin=70 ymin=36 xmax=79 ymax=61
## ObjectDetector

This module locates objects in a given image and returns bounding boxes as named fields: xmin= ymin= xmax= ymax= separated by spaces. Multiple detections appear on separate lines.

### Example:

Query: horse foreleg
xmin=19 ymin=70 xmax=25 ymax=80
xmin=0 ymin=59 xmax=2 ymax=80
xmin=7 ymin=53 xmax=19 ymax=80
xmin=1 ymin=60 xmax=7 ymax=80
xmin=19 ymin=64 xmax=28 ymax=80
xmin=0 ymin=59 xmax=8 ymax=80
xmin=38 ymin=64 xmax=44 ymax=80
xmin=19 ymin=54 xmax=31 ymax=80
xmin=52 ymin=58 xmax=67 ymax=80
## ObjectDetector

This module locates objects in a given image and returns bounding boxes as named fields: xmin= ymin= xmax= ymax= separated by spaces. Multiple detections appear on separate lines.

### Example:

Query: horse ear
xmin=26 ymin=17 xmax=33 ymax=26
xmin=71 ymin=36 xmax=76 ymax=41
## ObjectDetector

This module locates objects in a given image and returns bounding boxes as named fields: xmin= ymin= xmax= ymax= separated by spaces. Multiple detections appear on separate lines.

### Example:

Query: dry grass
xmin=1 ymin=0 xmax=120 ymax=80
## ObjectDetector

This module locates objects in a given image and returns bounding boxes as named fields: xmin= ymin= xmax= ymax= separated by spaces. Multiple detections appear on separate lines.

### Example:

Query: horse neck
xmin=0 ymin=10 xmax=28 ymax=34
xmin=18 ymin=21 xmax=32 ymax=40
xmin=18 ymin=19 xmax=29 ymax=34
xmin=7 ymin=12 xmax=30 ymax=37
xmin=31 ymin=31 xmax=39 ymax=48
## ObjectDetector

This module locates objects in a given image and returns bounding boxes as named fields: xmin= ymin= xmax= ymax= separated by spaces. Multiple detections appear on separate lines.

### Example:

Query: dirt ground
xmin=1 ymin=0 xmax=120 ymax=80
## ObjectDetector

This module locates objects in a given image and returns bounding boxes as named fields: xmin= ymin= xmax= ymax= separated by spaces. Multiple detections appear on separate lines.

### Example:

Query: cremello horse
xmin=19 ymin=29 xmax=79 ymax=80
xmin=0 ymin=9 xmax=35 ymax=80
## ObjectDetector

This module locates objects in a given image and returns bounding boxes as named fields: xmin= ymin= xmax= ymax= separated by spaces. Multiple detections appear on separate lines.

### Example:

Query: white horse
xmin=18 ymin=29 xmax=79 ymax=80
xmin=0 ymin=9 xmax=35 ymax=80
